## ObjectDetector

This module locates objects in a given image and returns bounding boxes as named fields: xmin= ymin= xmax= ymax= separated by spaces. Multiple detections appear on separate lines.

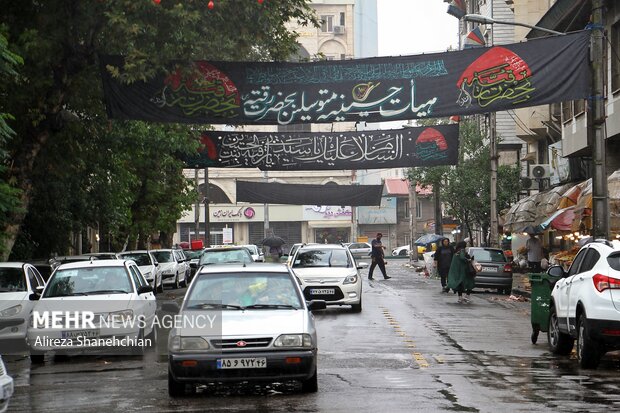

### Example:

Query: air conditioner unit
xmin=333 ymin=26 xmax=345 ymax=34
xmin=530 ymin=164 xmax=551 ymax=179
xmin=520 ymin=177 xmax=538 ymax=190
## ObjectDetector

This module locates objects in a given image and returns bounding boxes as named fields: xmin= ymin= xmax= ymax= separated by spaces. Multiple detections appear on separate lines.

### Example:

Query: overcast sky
xmin=377 ymin=0 xmax=459 ymax=56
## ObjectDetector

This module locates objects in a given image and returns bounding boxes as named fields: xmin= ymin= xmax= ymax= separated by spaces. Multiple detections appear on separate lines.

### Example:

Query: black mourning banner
xmin=181 ymin=124 xmax=458 ymax=170
xmin=101 ymin=31 xmax=590 ymax=125
xmin=236 ymin=181 xmax=383 ymax=206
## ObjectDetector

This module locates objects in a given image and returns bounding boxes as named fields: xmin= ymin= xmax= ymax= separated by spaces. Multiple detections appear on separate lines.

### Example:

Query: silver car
xmin=166 ymin=263 xmax=325 ymax=396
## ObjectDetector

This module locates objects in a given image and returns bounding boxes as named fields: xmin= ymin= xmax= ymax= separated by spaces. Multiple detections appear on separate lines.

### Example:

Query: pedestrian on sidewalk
xmin=447 ymin=241 xmax=475 ymax=303
xmin=526 ymin=234 xmax=544 ymax=273
xmin=368 ymin=233 xmax=391 ymax=280
xmin=434 ymin=238 xmax=454 ymax=293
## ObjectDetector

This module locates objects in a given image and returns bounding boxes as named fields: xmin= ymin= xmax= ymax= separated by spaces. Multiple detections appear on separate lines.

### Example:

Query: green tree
xmin=0 ymin=32 xmax=23 ymax=258
xmin=0 ymin=0 xmax=318 ymax=259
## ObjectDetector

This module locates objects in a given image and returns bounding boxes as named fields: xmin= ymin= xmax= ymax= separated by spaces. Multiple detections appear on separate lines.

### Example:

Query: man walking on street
xmin=369 ymin=233 xmax=391 ymax=280
xmin=526 ymin=233 xmax=544 ymax=273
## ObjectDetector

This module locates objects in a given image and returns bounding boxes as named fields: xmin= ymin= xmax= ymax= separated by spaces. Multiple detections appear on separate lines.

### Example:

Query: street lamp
xmin=463 ymin=14 xmax=564 ymax=36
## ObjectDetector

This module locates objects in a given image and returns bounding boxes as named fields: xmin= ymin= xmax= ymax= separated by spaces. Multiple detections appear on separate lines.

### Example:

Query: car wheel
xmin=30 ymin=353 xmax=44 ymax=364
xmin=173 ymin=274 xmax=180 ymax=289
xmin=351 ymin=298 xmax=362 ymax=313
xmin=577 ymin=313 xmax=602 ymax=369
xmin=131 ymin=329 xmax=146 ymax=356
xmin=168 ymin=369 xmax=186 ymax=397
xmin=301 ymin=367 xmax=318 ymax=393
xmin=547 ymin=305 xmax=574 ymax=355
xmin=157 ymin=277 xmax=164 ymax=294
xmin=398 ymin=249 xmax=407 ymax=256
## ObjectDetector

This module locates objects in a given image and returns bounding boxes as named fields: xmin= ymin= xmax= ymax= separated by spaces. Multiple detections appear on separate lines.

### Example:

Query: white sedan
xmin=27 ymin=259 xmax=156 ymax=362
xmin=0 ymin=263 xmax=46 ymax=353
xmin=346 ymin=242 xmax=372 ymax=258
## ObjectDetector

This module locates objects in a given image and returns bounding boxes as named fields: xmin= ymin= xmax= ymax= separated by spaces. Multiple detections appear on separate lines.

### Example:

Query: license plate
xmin=217 ymin=357 xmax=267 ymax=369
xmin=482 ymin=266 xmax=498 ymax=273
xmin=310 ymin=288 xmax=335 ymax=295
xmin=61 ymin=329 xmax=100 ymax=339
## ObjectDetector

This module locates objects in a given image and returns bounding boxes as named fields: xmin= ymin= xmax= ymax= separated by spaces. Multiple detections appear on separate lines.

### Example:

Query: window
xmin=404 ymin=199 xmax=422 ymax=219
xmin=321 ymin=15 xmax=334 ymax=32
xmin=129 ymin=266 xmax=147 ymax=289
xmin=339 ymin=12 xmax=345 ymax=26
xmin=573 ymin=99 xmax=585 ymax=116
xmin=579 ymin=249 xmax=601 ymax=273
xmin=612 ymin=20 xmax=620 ymax=93
xmin=567 ymin=248 xmax=587 ymax=276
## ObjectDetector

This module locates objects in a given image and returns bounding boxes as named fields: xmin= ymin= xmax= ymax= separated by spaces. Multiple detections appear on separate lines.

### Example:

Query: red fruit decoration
xmin=208 ymin=0 xmax=214 ymax=9
xmin=258 ymin=0 xmax=264 ymax=4
xmin=153 ymin=0 xmax=161 ymax=4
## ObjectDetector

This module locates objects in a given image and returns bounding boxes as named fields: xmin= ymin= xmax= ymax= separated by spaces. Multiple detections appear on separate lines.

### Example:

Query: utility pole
xmin=409 ymin=179 xmax=419 ymax=263
xmin=263 ymin=170 xmax=270 ymax=239
xmin=489 ymin=111 xmax=499 ymax=247
xmin=351 ymin=169 xmax=357 ymax=242
xmin=194 ymin=169 xmax=200 ymax=243
xmin=204 ymin=167 xmax=210 ymax=247
xmin=591 ymin=0 xmax=609 ymax=240
xmin=434 ymin=181 xmax=443 ymax=236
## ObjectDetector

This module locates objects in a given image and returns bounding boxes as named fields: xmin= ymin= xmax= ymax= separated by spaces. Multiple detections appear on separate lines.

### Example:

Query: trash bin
xmin=528 ymin=272 xmax=561 ymax=344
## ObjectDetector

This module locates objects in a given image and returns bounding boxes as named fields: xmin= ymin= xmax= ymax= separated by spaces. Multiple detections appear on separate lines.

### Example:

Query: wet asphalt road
xmin=4 ymin=259 xmax=620 ymax=412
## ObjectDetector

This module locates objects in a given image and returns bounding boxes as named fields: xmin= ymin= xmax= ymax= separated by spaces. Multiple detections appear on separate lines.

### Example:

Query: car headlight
xmin=343 ymin=274 xmax=358 ymax=284
xmin=0 ymin=304 xmax=22 ymax=317
xmin=107 ymin=309 xmax=134 ymax=323
xmin=169 ymin=336 xmax=210 ymax=351
xmin=274 ymin=334 xmax=312 ymax=348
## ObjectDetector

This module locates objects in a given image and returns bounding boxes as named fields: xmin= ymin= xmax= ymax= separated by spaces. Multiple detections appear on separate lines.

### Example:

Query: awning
xmin=526 ymin=0 xmax=591 ymax=39
xmin=236 ymin=181 xmax=383 ymax=206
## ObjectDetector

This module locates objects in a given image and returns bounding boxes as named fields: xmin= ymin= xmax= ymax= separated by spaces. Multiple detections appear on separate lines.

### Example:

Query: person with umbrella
xmin=261 ymin=234 xmax=286 ymax=263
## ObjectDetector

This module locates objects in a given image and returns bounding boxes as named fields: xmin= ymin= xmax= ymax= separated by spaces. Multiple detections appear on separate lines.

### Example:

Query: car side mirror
xmin=307 ymin=300 xmax=326 ymax=311
xmin=29 ymin=293 xmax=40 ymax=301
xmin=547 ymin=265 xmax=565 ymax=278
xmin=137 ymin=285 xmax=153 ymax=294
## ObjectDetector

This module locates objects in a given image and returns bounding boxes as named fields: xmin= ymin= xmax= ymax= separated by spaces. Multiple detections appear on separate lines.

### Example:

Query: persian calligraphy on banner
xmin=180 ymin=124 xmax=458 ymax=170
xmin=100 ymin=31 xmax=590 ymax=124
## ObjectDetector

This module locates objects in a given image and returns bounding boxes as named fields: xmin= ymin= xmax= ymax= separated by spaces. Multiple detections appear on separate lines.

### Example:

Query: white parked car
xmin=346 ymin=242 xmax=372 ymax=258
xmin=0 ymin=356 xmax=14 ymax=413
xmin=27 ymin=259 xmax=156 ymax=362
xmin=0 ymin=263 xmax=46 ymax=352
xmin=117 ymin=250 xmax=164 ymax=294
xmin=290 ymin=244 xmax=367 ymax=312
xmin=547 ymin=240 xmax=620 ymax=368
xmin=242 ymin=244 xmax=265 ymax=262
xmin=166 ymin=263 xmax=325 ymax=396
xmin=150 ymin=249 xmax=187 ymax=289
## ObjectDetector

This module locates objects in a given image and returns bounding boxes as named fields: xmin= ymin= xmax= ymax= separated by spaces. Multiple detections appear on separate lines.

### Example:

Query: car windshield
xmin=43 ymin=266 xmax=132 ymax=297
xmin=469 ymin=249 xmax=506 ymax=263
xmin=186 ymin=272 xmax=302 ymax=309
xmin=184 ymin=250 xmax=203 ymax=260
xmin=119 ymin=253 xmax=151 ymax=266
xmin=292 ymin=249 xmax=351 ymax=268
xmin=152 ymin=251 xmax=173 ymax=263
xmin=0 ymin=268 xmax=26 ymax=292
xmin=199 ymin=249 xmax=253 ymax=265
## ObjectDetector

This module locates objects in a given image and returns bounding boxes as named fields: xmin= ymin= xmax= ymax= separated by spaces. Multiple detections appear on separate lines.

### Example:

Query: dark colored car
xmin=467 ymin=247 xmax=513 ymax=295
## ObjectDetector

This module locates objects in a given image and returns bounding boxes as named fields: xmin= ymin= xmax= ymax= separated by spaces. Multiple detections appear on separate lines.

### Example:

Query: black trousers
xmin=369 ymin=258 xmax=387 ymax=278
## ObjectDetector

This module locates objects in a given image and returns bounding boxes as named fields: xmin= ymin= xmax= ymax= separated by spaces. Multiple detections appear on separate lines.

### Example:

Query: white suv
xmin=290 ymin=244 xmax=367 ymax=312
xmin=547 ymin=240 xmax=620 ymax=368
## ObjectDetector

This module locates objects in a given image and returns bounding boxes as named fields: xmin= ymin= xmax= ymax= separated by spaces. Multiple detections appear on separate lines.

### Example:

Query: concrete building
xmin=174 ymin=1 xmax=393 ymax=251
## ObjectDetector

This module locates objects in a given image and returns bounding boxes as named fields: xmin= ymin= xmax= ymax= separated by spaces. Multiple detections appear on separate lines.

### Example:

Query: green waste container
xmin=529 ymin=272 xmax=562 ymax=344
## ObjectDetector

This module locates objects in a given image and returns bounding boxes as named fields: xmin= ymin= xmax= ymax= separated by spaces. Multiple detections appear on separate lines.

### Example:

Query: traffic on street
xmin=3 ymin=258 xmax=620 ymax=412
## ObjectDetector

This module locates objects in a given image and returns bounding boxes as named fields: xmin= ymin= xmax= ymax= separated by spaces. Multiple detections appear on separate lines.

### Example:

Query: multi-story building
xmin=174 ymin=0 xmax=399 ymax=251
